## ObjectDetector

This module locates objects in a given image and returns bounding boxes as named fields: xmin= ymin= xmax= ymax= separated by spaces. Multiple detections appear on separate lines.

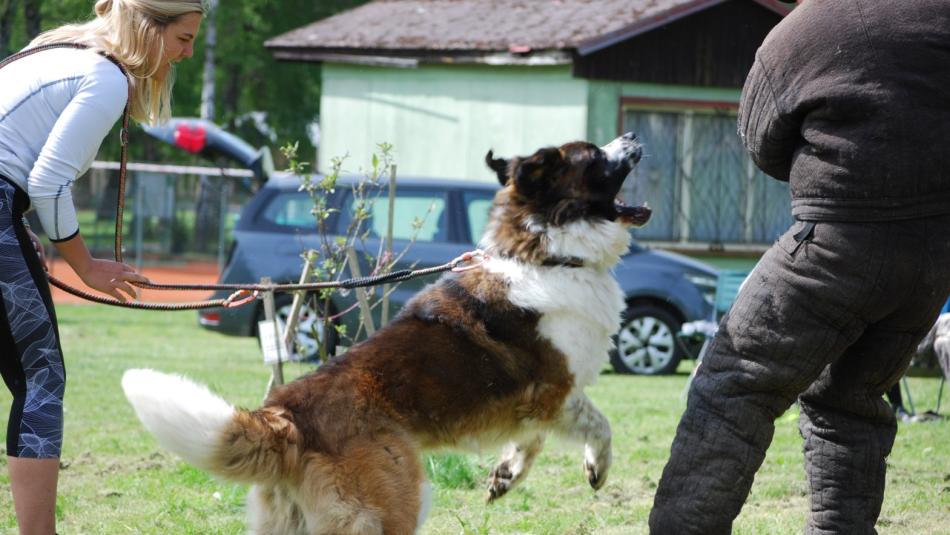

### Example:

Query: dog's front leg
xmin=556 ymin=393 xmax=611 ymax=490
xmin=486 ymin=434 xmax=546 ymax=503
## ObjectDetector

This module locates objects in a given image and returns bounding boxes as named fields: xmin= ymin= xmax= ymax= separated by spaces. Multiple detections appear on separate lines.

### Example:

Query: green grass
xmin=1 ymin=306 xmax=948 ymax=534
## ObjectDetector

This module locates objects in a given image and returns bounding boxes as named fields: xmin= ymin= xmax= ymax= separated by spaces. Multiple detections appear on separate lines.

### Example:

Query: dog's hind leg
xmin=246 ymin=484 xmax=308 ymax=535
xmin=486 ymin=434 xmax=546 ymax=503
xmin=556 ymin=393 xmax=612 ymax=490
xmin=296 ymin=432 xmax=426 ymax=535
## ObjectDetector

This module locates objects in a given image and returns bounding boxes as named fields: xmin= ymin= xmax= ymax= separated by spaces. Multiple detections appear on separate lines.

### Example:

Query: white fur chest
xmin=486 ymin=257 xmax=625 ymax=388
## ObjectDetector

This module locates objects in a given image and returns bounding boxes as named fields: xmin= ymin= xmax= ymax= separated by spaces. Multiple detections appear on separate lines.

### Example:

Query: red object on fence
xmin=173 ymin=123 xmax=208 ymax=153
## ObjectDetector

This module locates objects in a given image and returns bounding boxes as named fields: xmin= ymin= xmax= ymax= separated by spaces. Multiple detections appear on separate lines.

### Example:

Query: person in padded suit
xmin=650 ymin=1 xmax=950 ymax=533
xmin=0 ymin=1 xmax=204 ymax=532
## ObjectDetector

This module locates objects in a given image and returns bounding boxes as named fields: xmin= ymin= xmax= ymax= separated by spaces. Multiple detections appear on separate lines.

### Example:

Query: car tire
xmin=610 ymin=304 xmax=683 ymax=375
xmin=257 ymin=294 xmax=336 ymax=363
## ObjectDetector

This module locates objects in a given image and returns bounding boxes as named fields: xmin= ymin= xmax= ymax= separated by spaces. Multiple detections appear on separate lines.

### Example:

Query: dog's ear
xmin=514 ymin=147 xmax=563 ymax=196
xmin=485 ymin=150 xmax=510 ymax=186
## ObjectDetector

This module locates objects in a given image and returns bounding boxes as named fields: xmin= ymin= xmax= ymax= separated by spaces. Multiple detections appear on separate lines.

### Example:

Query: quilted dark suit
xmin=650 ymin=1 xmax=950 ymax=533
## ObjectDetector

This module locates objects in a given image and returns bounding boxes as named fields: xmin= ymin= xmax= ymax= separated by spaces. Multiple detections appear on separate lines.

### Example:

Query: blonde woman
xmin=0 ymin=1 xmax=205 ymax=532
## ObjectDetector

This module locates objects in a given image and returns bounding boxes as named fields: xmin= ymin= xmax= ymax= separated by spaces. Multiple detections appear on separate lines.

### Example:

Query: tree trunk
xmin=0 ymin=0 xmax=18 ymax=58
xmin=193 ymin=0 xmax=219 ymax=254
xmin=199 ymin=0 xmax=217 ymax=121
xmin=23 ymin=0 xmax=39 ymax=40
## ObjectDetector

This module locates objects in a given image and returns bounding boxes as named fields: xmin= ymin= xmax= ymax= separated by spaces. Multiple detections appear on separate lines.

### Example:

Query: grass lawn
xmin=1 ymin=305 xmax=948 ymax=534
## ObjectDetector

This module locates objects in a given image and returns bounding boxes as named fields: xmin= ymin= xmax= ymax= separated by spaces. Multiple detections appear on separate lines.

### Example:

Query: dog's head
xmin=482 ymin=133 xmax=651 ymax=267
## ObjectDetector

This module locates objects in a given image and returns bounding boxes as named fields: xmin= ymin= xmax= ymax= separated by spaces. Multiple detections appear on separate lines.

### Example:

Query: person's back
xmin=740 ymin=0 xmax=950 ymax=221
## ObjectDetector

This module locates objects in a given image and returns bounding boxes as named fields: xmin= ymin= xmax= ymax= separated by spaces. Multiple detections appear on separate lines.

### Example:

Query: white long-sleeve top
xmin=0 ymin=47 xmax=127 ymax=241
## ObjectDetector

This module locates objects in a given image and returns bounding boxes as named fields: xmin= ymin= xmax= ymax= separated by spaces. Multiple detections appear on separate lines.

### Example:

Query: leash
xmin=46 ymin=250 xmax=489 ymax=311
xmin=3 ymin=44 xmax=488 ymax=311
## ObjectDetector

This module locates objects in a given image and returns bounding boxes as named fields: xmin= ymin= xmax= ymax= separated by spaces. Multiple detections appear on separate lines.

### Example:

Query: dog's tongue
xmin=615 ymin=199 xmax=652 ymax=227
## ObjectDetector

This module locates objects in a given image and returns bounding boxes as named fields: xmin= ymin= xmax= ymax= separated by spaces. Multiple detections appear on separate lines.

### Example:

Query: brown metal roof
xmin=265 ymin=0 xmax=791 ymax=57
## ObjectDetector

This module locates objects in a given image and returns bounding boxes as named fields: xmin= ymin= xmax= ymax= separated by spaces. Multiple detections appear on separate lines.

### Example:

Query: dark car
xmin=198 ymin=174 xmax=718 ymax=375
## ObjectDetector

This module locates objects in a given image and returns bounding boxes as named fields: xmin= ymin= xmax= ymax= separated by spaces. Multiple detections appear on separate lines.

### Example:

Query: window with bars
xmin=621 ymin=102 xmax=792 ymax=247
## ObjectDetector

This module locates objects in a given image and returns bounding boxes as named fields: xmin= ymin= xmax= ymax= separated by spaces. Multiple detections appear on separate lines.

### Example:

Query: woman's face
xmin=157 ymin=12 xmax=202 ymax=79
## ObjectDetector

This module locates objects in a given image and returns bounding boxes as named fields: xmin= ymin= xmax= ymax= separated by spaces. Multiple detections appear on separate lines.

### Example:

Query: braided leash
xmin=47 ymin=250 xmax=488 ymax=310
xmin=4 ymin=44 xmax=488 ymax=311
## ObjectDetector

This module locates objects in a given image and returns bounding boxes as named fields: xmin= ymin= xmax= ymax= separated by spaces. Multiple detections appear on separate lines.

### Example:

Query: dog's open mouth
xmin=615 ymin=198 xmax=652 ymax=227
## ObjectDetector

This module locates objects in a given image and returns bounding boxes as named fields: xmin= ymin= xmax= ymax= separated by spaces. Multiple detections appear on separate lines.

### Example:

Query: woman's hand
xmin=50 ymin=231 xmax=150 ymax=301
xmin=76 ymin=259 xmax=150 ymax=302
xmin=25 ymin=228 xmax=46 ymax=269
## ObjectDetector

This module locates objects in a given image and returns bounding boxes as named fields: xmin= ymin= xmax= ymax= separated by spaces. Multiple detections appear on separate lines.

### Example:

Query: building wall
xmin=574 ymin=0 xmax=782 ymax=87
xmin=585 ymin=81 xmax=741 ymax=145
xmin=319 ymin=63 xmax=589 ymax=182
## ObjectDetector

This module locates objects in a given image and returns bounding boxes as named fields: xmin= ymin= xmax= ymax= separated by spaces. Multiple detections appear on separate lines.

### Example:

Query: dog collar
xmin=541 ymin=256 xmax=586 ymax=268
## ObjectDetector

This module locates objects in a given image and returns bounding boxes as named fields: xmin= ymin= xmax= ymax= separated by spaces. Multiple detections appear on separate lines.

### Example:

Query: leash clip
xmin=223 ymin=289 xmax=259 ymax=308
xmin=451 ymin=249 xmax=488 ymax=272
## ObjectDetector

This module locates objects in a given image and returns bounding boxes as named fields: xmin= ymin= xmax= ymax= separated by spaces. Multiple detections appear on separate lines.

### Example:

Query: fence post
xmin=217 ymin=179 xmax=231 ymax=272
xmin=134 ymin=173 xmax=144 ymax=271
xmin=261 ymin=276 xmax=284 ymax=395
xmin=282 ymin=254 xmax=315 ymax=360
xmin=346 ymin=247 xmax=376 ymax=337
xmin=381 ymin=165 xmax=396 ymax=326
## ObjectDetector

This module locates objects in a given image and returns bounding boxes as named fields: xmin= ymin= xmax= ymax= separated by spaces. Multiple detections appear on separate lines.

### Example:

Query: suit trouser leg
xmin=649 ymin=217 xmax=950 ymax=535
xmin=798 ymin=217 xmax=950 ymax=534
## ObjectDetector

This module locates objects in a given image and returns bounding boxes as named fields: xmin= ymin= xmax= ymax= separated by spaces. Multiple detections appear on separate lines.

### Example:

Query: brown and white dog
xmin=122 ymin=132 xmax=650 ymax=535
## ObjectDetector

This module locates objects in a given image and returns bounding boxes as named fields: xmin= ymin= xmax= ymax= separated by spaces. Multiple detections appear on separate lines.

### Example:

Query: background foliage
xmin=0 ymin=0 xmax=371 ymax=168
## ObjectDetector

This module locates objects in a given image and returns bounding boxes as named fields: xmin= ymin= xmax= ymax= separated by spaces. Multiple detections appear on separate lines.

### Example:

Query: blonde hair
xmin=30 ymin=0 xmax=207 ymax=125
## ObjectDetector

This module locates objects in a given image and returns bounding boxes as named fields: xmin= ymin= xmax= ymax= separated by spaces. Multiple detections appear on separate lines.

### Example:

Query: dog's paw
xmin=584 ymin=445 xmax=611 ymax=491
xmin=584 ymin=458 xmax=608 ymax=490
xmin=486 ymin=462 xmax=515 ymax=503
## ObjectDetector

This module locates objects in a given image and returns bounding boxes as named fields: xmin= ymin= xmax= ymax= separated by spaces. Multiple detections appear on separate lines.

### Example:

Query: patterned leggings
xmin=0 ymin=177 xmax=65 ymax=459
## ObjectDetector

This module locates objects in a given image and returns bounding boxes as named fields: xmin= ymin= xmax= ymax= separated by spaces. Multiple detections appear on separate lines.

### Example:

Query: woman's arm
xmin=28 ymin=57 xmax=127 ymax=241
xmin=52 ymin=232 xmax=148 ymax=301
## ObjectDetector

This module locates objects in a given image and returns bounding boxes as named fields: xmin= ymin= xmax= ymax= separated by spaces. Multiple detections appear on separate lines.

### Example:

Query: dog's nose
xmin=622 ymin=132 xmax=638 ymax=142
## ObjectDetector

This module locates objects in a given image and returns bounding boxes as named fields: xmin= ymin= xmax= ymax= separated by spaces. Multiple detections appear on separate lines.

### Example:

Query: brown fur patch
xmin=265 ymin=269 xmax=575 ymax=451
xmin=212 ymin=407 xmax=302 ymax=483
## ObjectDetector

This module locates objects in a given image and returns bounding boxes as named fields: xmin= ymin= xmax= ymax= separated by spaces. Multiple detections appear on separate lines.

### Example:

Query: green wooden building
xmin=266 ymin=0 xmax=796 ymax=250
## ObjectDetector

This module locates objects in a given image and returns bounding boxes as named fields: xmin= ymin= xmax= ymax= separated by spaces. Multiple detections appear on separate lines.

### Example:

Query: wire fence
xmin=32 ymin=162 xmax=259 ymax=270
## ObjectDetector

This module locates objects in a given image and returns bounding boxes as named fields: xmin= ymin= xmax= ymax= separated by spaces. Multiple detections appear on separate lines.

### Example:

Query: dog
xmin=122 ymin=132 xmax=650 ymax=535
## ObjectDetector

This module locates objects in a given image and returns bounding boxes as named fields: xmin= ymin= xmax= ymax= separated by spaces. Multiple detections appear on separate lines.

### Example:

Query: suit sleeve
xmin=737 ymin=55 xmax=801 ymax=182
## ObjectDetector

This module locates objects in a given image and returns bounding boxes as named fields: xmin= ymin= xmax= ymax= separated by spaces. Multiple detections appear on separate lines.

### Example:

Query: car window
xmin=258 ymin=192 xmax=316 ymax=228
xmin=463 ymin=193 xmax=494 ymax=244
xmin=337 ymin=190 xmax=448 ymax=242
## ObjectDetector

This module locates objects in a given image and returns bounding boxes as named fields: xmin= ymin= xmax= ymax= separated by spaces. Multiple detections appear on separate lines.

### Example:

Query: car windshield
xmin=259 ymin=191 xmax=318 ymax=228
xmin=336 ymin=189 xmax=448 ymax=242
xmin=463 ymin=191 xmax=494 ymax=244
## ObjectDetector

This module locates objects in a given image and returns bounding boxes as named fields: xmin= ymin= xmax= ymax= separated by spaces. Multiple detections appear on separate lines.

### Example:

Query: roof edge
xmin=271 ymin=49 xmax=421 ymax=68
xmin=269 ymin=48 xmax=573 ymax=67
xmin=577 ymin=0 xmax=792 ymax=56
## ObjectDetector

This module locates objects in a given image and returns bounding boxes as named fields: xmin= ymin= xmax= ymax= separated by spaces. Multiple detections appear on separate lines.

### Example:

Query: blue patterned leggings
xmin=0 ymin=177 xmax=65 ymax=459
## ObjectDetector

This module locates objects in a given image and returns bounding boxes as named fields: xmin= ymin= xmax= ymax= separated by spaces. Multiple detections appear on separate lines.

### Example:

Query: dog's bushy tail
xmin=122 ymin=369 xmax=300 ymax=483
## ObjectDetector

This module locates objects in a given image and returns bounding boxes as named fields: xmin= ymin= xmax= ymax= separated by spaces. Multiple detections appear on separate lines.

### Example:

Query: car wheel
xmin=610 ymin=304 xmax=683 ymax=375
xmin=257 ymin=294 xmax=336 ymax=362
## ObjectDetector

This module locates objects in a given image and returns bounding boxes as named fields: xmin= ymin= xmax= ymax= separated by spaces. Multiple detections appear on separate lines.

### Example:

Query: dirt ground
xmin=47 ymin=258 xmax=221 ymax=305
